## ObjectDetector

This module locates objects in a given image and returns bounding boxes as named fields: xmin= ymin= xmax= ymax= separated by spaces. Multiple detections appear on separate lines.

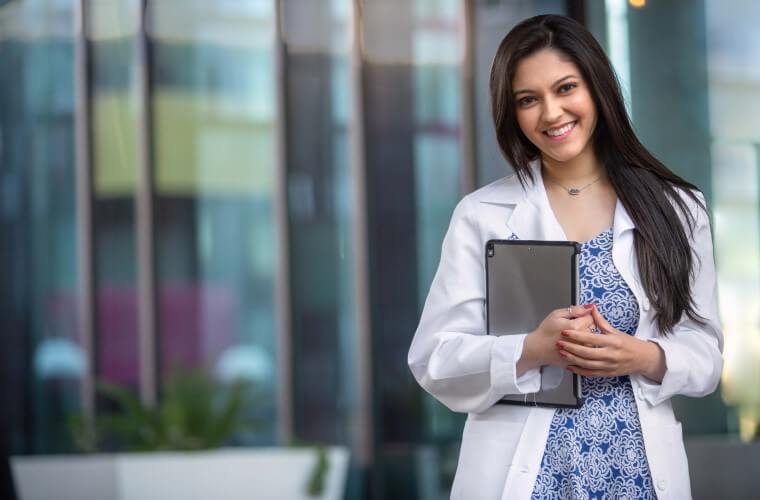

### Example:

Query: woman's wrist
xmin=638 ymin=339 xmax=666 ymax=383
xmin=517 ymin=331 xmax=541 ymax=376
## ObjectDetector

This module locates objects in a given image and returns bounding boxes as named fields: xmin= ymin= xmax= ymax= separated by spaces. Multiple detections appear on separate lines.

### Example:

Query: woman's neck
xmin=540 ymin=148 xmax=604 ymax=185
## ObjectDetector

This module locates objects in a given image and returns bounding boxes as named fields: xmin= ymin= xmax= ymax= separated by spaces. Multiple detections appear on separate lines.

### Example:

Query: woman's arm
xmin=554 ymin=192 xmax=723 ymax=405
xmin=408 ymin=196 xmax=542 ymax=414
xmin=635 ymin=192 xmax=723 ymax=404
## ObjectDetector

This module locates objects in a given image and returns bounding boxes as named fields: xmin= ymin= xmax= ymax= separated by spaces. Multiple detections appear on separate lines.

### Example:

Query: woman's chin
xmin=541 ymin=149 xmax=584 ymax=165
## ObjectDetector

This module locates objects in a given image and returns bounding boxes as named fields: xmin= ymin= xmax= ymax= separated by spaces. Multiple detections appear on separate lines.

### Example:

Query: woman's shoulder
xmin=669 ymin=184 xmax=708 ymax=215
xmin=666 ymin=184 xmax=709 ymax=235
xmin=671 ymin=184 xmax=706 ymax=205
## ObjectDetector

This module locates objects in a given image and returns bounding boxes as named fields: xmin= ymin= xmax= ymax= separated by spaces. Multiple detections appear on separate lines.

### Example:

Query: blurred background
xmin=1 ymin=0 xmax=759 ymax=498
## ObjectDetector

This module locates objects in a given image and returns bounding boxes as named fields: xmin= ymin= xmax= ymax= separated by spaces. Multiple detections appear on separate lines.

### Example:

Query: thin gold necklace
xmin=547 ymin=175 xmax=602 ymax=196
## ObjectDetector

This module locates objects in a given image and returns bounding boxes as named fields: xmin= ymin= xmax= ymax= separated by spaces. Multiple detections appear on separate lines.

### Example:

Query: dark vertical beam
xmin=350 ymin=0 xmax=373 ymax=467
xmin=274 ymin=0 xmax=294 ymax=445
xmin=566 ymin=0 xmax=586 ymax=25
xmin=73 ymin=0 xmax=95 ymax=420
xmin=460 ymin=0 xmax=477 ymax=194
xmin=135 ymin=0 xmax=157 ymax=406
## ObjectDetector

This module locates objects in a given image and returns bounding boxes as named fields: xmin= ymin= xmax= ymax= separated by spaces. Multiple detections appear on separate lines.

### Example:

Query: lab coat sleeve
xmin=635 ymin=192 xmax=724 ymax=407
xmin=407 ymin=195 xmax=541 ymax=414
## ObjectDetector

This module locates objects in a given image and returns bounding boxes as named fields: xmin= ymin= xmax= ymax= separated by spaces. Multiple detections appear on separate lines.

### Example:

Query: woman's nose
xmin=541 ymin=97 xmax=563 ymax=123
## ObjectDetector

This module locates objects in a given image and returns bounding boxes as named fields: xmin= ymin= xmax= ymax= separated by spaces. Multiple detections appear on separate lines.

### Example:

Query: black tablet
xmin=485 ymin=239 xmax=582 ymax=408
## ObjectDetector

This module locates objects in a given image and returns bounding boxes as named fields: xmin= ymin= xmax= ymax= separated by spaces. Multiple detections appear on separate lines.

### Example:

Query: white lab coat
xmin=408 ymin=162 xmax=723 ymax=500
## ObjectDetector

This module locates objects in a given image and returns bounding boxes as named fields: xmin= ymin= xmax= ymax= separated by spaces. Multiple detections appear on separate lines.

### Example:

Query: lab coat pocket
xmin=451 ymin=419 xmax=522 ymax=500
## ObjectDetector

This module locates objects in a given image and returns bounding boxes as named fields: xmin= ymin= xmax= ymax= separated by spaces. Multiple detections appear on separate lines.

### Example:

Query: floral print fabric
xmin=531 ymin=228 xmax=656 ymax=499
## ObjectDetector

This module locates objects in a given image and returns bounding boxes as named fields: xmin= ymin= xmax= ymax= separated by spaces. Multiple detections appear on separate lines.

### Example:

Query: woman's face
xmin=511 ymin=48 xmax=597 ymax=165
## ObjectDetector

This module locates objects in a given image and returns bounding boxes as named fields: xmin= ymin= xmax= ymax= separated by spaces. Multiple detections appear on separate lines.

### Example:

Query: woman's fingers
xmin=557 ymin=339 xmax=611 ymax=361
xmin=558 ymin=305 xmax=592 ymax=319
xmin=557 ymin=349 xmax=607 ymax=369
xmin=589 ymin=304 xmax=614 ymax=333
xmin=568 ymin=314 xmax=595 ymax=331
xmin=560 ymin=328 xmax=613 ymax=347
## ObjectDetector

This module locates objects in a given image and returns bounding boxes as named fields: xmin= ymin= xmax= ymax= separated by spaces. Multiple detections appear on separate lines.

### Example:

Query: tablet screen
xmin=486 ymin=240 xmax=581 ymax=408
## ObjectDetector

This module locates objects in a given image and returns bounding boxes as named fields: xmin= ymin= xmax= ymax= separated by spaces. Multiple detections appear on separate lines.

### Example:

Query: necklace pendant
xmin=568 ymin=188 xmax=580 ymax=195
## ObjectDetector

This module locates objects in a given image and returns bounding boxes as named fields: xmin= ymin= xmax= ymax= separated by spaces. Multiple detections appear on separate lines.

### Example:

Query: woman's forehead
xmin=512 ymin=49 xmax=581 ymax=90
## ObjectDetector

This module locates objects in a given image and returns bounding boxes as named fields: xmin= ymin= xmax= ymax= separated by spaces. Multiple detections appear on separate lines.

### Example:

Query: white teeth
xmin=546 ymin=122 xmax=575 ymax=137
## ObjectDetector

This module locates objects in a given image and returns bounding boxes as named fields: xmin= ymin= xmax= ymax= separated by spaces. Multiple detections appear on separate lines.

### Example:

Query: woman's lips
xmin=544 ymin=121 xmax=577 ymax=141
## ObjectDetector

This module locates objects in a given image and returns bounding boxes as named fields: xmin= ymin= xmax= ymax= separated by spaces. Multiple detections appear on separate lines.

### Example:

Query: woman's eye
xmin=558 ymin=83 xmax=577 ymax=93
xmin=517 ymin=96 xmax=536 ymax=107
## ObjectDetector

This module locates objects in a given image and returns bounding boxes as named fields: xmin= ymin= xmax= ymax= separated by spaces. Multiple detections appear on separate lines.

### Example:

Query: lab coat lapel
xmin=611 ymin=198 xmax=638 ymax=299
xmin=476 ymin=172 xmax=539 ymax=240
xmin=612 ymin=197 xmax=635 ymax=239
xmin=500 ymin=164 xmax=566 ymax=241
xmin=504 ymin=196 xmax=559 ymax=241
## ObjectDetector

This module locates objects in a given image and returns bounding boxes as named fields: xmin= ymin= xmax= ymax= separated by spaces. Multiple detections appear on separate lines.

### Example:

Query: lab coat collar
xmin=476 ymin=160 xmax=540 ymax=206
xmin=476 ymin=161 xmax=557 ymax=240
xmin=477 ymin=160 xmax=636 ymax=241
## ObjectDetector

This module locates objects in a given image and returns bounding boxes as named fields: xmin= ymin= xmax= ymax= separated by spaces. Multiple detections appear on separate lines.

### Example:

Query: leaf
xmin=306 ymin=446 xmax=330 ymax=497
xmin=68 ymin=414 xmax=98 ymax=453
xmin=207 ymin=379 xmax=250 ymax=447
xmin=68 ymin=367 xmax=257 ymax=453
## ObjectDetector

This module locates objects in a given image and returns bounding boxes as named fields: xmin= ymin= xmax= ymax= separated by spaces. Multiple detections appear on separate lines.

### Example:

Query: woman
xmin=408 ymin=14 xmax=722 ymax=500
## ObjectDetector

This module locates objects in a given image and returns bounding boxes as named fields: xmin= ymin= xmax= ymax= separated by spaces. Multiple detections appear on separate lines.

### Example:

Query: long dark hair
xmin=490 ymin=14 xmax=705 ymax=334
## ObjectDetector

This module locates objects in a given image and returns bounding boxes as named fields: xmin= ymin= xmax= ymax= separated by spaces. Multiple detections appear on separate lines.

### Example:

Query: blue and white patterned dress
xmin=530 ymin=228 xmax=656 ymax=499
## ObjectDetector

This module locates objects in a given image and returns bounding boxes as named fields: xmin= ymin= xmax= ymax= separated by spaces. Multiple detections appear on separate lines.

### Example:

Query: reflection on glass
xmin=90 ymin=0 xmax=140 ymax=394
xmin=604 ymin=0 xmax=632 ymax=117
xmin=149 ymin=0 xmax=279 ymax=443
xmin=706 ymin=0 xmax=760 ymax=441
xmin=474 ymin=0 xmax=567 ymax=184
xmin=362 ymin=0 xmax=467 ymax=496
xmin=413 ymin=0 xmax=464 ymax=441
xmin=0 ymin=0 xmax=81 ymax=452
xmin=283 ymin=0 xmax=357 ymax=446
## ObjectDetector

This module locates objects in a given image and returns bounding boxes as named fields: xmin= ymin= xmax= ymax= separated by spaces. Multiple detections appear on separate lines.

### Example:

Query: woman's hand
xmin=557 ymin=304 xmax=667 ymax=382
xmin=518 ymin=305 xmax=595 ymax=375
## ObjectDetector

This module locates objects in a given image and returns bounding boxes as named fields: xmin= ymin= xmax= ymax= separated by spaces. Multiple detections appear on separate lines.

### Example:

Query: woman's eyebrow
xmin=513 ymin=74 xmax=577 ymax=96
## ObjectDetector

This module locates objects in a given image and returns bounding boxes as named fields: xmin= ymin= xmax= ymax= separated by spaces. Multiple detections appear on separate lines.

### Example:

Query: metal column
xmin=274 ymin=0 xmax=294 ymax=445
xmin=349 ymin=0 xmax=374 ymax=467
xmin=460 ymin=0 xmax=478 ymax=194
xmin=73 ymin=0 xmax=95 ymax=420
xmin=135 ymin=0 xmax=158 ymax=406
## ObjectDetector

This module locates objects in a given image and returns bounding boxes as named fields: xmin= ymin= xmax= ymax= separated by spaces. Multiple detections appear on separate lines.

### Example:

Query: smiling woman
xmin=409 ymin=14 xmax=723 ymax=500
xmin=512 ymin=58 xmax=598 ymax=167
xmin=510 ymin=48 xmax=615 ymax=245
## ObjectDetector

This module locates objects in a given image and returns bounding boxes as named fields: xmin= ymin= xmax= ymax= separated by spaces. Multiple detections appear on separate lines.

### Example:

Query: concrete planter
xmin=12 ymin=447 xmax=349 ymax=500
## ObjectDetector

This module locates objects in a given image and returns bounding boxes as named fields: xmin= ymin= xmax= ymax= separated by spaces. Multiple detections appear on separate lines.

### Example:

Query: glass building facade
xmin=1 ymin=0 xmax=759 ymax=498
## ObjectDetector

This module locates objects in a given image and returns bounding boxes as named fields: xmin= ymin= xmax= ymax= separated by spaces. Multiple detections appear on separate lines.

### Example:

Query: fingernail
xmin=556 ymin=341 xmax=564 ymax=348
xmin=559 ymin=351 xmax=567 ymax=358
xmin=560 ymin=331 xmax=570 ymax=337
xmin=583 ymin=304 xmax=593 ymax=309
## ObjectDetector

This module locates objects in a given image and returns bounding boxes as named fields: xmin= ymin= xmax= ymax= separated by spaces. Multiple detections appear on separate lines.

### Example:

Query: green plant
xmin=70 ymin=368 xmax=253 ymax=452
xmin=69 ymin=368 xmax=331 ymax=497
